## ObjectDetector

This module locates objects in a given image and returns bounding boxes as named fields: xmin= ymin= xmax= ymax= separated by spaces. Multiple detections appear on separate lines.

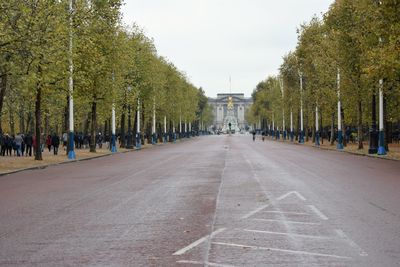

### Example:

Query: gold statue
xmin=227 ymin=96 xmax=234 ymax=110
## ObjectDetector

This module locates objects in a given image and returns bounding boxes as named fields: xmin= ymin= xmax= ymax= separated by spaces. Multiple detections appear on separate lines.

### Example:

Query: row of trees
xmin=0 ymin=0 xmax=213 ymax=160
xmin=248 ymin=0 xmax=399 ymax=151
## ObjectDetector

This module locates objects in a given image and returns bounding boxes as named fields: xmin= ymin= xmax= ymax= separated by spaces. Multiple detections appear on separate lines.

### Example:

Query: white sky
xmin=121 ymin=0 xmax=333 ymax=97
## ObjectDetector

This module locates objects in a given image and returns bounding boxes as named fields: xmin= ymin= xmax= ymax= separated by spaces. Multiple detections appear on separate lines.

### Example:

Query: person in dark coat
xmin=46 ymin=135 xmax=52 ymax=152
xmin=5 ymin=134 xmax=12 ymax=156
xmin=24 ymin=133 xmax=33 ymax=157
xmin=51 ymin=133 xmax=60 ymax=155
xmin=0 ymin=133 xmax=4 ymax=156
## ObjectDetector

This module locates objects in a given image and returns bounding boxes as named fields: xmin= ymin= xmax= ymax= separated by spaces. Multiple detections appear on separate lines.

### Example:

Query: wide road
xmin=0 ymin=135 xmax=399 ymax=266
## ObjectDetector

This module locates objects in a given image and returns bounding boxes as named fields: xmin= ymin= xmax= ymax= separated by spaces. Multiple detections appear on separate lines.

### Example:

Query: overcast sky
xmin=121 ymin=0 xmax=333 ymax=97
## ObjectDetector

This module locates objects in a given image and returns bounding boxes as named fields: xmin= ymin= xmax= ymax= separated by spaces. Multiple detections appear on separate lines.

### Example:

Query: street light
xmin=67 ymin=0 xmax=76 ymax=160
xmin=280 ymin=78 xmax=286 ymax=140
xmin=136 ymin=97 xmax=141 ymax=149
xmin=111 ymin=72 xmax=117 ymax=153
xmin=163 ymin=116 xmax=167 ymax=143
xmin=377 ymin=78 xmax=386 ymax=155
xmin=111 ymin=103 xmax=117 ymax=153
xmin=299 ymin=71 xmax=304 ymax=144
xmin=152 ymin=97 xmax=156 ymax=145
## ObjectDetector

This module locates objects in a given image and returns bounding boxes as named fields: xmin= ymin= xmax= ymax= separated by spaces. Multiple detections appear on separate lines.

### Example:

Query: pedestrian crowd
xmin=0 ymin=131 xmax=115 ymax=158
xmin=0 ymin=132 xmax=61 ymax=157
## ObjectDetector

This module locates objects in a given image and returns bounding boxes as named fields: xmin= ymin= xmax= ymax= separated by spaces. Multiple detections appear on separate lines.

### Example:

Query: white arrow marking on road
xmin=252 ymin=218 xmax=321 ymax=225
xmin=241 ymin=204 xmax=270 ymax=219
xmin=173 ymin=228 xmax=226 ymax=256
xmin=335 ymin=229 xmax=368 ymax=256
xmin=242 ymin=229 xmax=332 ymax=240
xmin=177 ymin=260 xmax=237 ymax=267
xmin=212 ymin=242 xmax=351 ymax=260
xmin=308 ymin=205 xmax=329 ymax=220
xmin=277 ymin=191 xmax=306 ymax=201
xmin=260 ymin=210 xmax=309 ymax=215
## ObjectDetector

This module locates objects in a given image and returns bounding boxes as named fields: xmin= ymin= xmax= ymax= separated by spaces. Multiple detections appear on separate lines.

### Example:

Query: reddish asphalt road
xmin=0 ymin=135 xmax=399 ymax=266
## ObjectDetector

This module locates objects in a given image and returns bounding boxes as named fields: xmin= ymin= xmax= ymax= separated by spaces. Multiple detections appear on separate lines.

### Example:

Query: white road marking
xmin=252 ymin=218 xmax=321 ymax=225
xmin=241 ymin=204 xmax=270 ymax=219
xmin=212 ymin=242 xmax=351 ymax=259
xmin=242 ymin=229 xmax=331 ymax=240
xmin=260 ymin=210 xmax=309 ymax=215
xmin=173 ymin=228 xmax=226 ymax=256
xmin=308 ymin=205 xmax=329 ymax=220
xmin=277 ymin=191 xmax=306 ymax=201
xmin=335 ymin=229 xmax=368 ymax=256
xmin=177 ymin=260 xmax=237 ymax=267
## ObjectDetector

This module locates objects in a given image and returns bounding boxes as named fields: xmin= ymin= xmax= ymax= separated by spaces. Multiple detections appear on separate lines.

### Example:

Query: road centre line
xmin=242 ymin=229 xmax=332 ymax=240
xmin=252 ymin=218 xmax=321 ymax=225
xmin=241 ymin=204 xmax=270 ymax=219
xmin=212 ymin=242 xmax=351 ymax=260
xmin=177 ymin=260 xmax=237 ymax=267
xmin=308 ymin=205 xmax=329 ymax=220
xmin=277 ymin=191 xmax=306 ymax=201
xmin=335 ymin=229 xmax=368 ymax=256
xmin=260 ymin=210 xmax=309 ymax=215
xmin=173 ymin=228 xmax=226 ymax=256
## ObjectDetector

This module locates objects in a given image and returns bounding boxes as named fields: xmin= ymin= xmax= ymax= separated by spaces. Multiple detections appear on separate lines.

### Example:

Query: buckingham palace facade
xmin=208 ymin=93 xmax=253 ymax=132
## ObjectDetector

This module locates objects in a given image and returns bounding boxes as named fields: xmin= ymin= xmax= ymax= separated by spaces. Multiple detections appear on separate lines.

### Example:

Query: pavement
xmin=0 ymin=135 xmax=399 ymax=266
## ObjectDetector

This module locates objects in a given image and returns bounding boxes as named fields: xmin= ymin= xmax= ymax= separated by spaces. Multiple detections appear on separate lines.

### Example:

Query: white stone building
xmin=208 ymin=93 xmax=253 ymax=132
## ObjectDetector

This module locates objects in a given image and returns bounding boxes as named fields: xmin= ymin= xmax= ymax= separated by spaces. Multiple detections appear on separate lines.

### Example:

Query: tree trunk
xmin=0 ymin=74 xmax=7 ymax=133
xmin=342 ymin=108 xmax=347 ymax=147
xmin=296 ymin=109 xmax=300 ymax=141
xmin=384 ymin=94 xmax=389 ymax=151
xmin=330 ymin=112 xmax=335 ymax=145
xmin=357 ymin=100 xmax=363 ymax=149
xmin=35 ymin=81 xmax=43 ymax=160
xmin=120 ymin=104 xmax=126 ymax=148
xmin=19 ymin=107 xmax=25 ymax=134
xmin=64 ymin=96 xmax=69 ymax=134
xmin=8 ymin=103 xmax=15 ymax=136
xmin=312 ymin=108 xmax=315 ymax=143
xmin=103 ymin=119 xmax=108 ymax=136
xmin=90 ymin=101 xmax=97 ymax=152
xmin=64 ymin=96 xmax=70 ymax=155
xmin=44 ymin=110 xmax=49 ymax=136
xmin=84 ymin=112 xmax=90 ymax=136
xmin=305 ymin=111 xmax=309 ymax=142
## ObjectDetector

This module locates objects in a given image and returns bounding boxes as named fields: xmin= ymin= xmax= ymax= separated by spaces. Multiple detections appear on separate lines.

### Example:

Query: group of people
xmin=68 ymin=132 xmax=109 ymax=150
xmin=0 ymin=133 xmax=34 ymax=156
xmin=0 ymin=132 xmax=62 ymax=157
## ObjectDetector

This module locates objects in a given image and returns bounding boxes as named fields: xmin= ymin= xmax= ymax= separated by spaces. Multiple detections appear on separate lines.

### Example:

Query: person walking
xmin=20 ymin=134 xmax=25 ymax=156
xmin=51 ymin=133 xmax=60 ymax=155
xmin=252 ymin=131 xmax=256 ymax=142
xmin=0 ymin=133 xmax=4 ymax=156
xmin=62 ymin=132 xmax=68 ymax=150
xmin=96 ymin=132 xmax=103 ymax=149
xmin=14 ymin=133 xmax=24 ymax=157
xmin=25 ymin=133 xmax=33 ymax=156
xmin=6 ymin=134 xmax=13 ymax=156
xmin=46 ymin=135 xmax=52 ymax=152
xmin=40 ymin=133 xmax=46 ymax=152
